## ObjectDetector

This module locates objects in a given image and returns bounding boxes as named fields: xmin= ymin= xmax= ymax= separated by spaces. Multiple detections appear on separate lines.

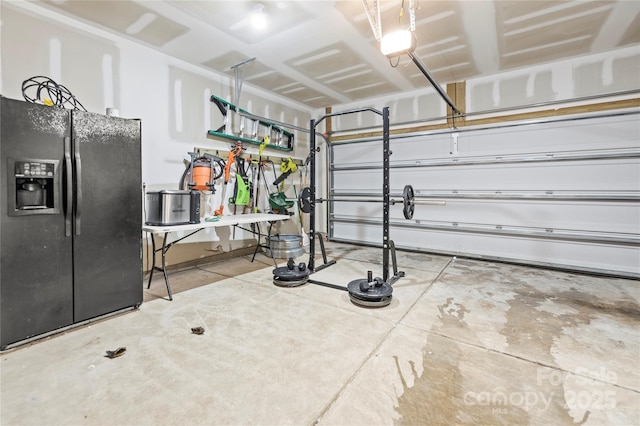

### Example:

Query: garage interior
xmin=0 ymin=1 xmax=639 ymax=425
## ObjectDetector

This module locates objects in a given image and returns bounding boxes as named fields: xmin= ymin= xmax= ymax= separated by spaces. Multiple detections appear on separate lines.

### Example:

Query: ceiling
xmin=35 ymin=0 xmax=640 ymax=110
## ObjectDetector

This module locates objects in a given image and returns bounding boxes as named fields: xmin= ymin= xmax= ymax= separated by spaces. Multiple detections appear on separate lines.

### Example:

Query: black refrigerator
xmin=0 ymin=96 xmax=142 ymax=350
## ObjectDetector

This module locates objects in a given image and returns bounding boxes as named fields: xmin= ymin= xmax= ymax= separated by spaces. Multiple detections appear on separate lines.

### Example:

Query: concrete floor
xmin=1 ymin=242 xmax=638 ymax=425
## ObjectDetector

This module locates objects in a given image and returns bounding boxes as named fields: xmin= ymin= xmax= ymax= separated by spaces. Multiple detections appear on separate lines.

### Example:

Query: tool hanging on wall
xmin=179 ymin=152 xmax=225 ymax=192
xmin=251 ymin=137 xmax=269 ymax=214
xmin=272 ymin=157 xmax=298 ymax=188
xmin=229 ymin=155 xmax=252 ymax=213
xmin=214 ymin=141 xmax=244 ymax=216
xmin=259 ymin=161 xmax=272 ymax=202
xmin=260 ymin=159 xmax=291 ymax=215
xmin=248 ymin=161 xmax=259 ymax=213
xmin=229 ymin=153 xmax=252 ymax=238
xmin=264 ymin=158 xmax=295 ymax=215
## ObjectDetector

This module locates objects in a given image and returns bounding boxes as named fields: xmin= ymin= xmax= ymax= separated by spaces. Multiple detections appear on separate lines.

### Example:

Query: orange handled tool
xmin=214 ymin=143 xmax=243 ymax=216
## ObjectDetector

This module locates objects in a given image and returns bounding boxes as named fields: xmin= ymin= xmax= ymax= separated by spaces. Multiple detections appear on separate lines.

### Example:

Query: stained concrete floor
xmin=1 ymin=242 xmax=639 ymax=425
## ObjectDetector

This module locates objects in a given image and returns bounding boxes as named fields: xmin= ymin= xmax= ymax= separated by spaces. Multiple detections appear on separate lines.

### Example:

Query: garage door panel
xmin=407 ymin=200 xmax=640 ymax=235
xmin=334 ymin=161 xmax=640 ymax=192
xmin=456 ymin=115 xmax=639 ymax=156
xmin=328 ymin=112 xmax=640 ymax=278
xmin=333 ymin=160 xmax=639 ymax=192
xmin=332 ymin=114 xmax=639 ymax=166
xmin=331 ymin=222 xmax=640 ymax=277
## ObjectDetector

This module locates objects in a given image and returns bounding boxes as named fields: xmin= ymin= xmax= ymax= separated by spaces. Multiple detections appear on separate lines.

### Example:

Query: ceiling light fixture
xmin=380 ymin=29 xmax=416 ymax=57
xmin=361 ymin=0 xmax=461 ymax=115
xmin=251 ymin=4 xmax=267 ymax=29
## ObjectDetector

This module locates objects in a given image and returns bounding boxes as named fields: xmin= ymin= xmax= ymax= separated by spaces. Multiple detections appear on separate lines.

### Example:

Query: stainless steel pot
xmin=268 ymin=234 xmax=303 ymax=259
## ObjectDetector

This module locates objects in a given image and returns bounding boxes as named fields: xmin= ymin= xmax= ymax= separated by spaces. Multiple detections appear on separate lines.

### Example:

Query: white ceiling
xmin=35 ymin=0 xmax=640 ymax=110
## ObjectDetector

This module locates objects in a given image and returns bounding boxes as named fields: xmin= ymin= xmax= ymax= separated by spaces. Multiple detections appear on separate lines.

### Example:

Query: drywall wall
xmin=321 ymin=45 xmax=639 ymax=130
xmin=0 ymin=3 xmax=310 ymax=266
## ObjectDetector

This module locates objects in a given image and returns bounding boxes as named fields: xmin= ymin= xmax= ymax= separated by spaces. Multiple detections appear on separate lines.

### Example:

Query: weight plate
xmin=347 ymin=278 xmax=393 ymax=308
xmin=272 ymin=265 xmax=310 ymax=280
xmin=299 ymin=187 xmax=312 ymax=213
xmin=273 ymin=276 xmax=309 ymax=287
xmin=273 ymin=257 xmax=309 ymax=287
xmin=349 ymin=293 xmax=392 ymax=308
xmin=403 ymin=184 xmax=415 ymax=220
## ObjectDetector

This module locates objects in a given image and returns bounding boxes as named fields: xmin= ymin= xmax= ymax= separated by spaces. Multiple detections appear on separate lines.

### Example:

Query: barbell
xmin=298 ymin=184 xmax=445 ymax=220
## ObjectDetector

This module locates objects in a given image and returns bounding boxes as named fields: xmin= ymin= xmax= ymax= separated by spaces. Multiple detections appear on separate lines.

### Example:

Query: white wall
xmin=1 ymin=2 xmax=311 ymax=248
xmin=318 ymin=45 xmax=639 ymax=130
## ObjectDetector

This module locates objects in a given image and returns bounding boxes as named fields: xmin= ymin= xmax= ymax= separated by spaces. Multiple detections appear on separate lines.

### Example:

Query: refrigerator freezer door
xmin=71 ymin=111 xmax=142 ymax=322
xmin=0 ymin=97 xmax=74 ymax=349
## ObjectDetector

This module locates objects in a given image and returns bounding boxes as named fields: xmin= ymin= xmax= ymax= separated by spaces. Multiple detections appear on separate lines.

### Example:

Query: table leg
xmin=251 ymin=222 xmax=263 ymax=262
xmin=147 ymin=234 xmax=156 ymax=289
xmin=146 ymin=232 xmax=174 ymax=301
xmin=160 ymin=233 xmax=173 ymax=301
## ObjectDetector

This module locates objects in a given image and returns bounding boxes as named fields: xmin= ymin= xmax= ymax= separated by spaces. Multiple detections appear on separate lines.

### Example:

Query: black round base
xmin=273 ymin=264 xmax=310 ymax=288
xmin=347 ymin=278 xmax=393 ymax=308
xmin=273 ymin=276 xmax=309 ymax=287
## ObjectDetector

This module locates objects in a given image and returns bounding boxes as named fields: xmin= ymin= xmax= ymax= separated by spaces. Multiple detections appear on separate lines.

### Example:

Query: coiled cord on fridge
xmin=21 ymin=76 xmax=87 ymax=111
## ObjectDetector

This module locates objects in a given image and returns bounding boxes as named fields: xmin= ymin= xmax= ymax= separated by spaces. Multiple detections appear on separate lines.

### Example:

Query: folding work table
xmin=143 ymin=213 xmax=289 ymax=300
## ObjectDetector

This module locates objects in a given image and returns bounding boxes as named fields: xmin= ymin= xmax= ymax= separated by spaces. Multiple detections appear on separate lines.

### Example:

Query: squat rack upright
xmin=306 ymin=106 xmax=405 ymax=306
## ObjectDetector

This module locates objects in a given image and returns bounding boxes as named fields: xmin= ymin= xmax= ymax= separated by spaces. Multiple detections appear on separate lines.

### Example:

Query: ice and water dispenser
xmin=10 ymin=159 xmax=59 ymax=215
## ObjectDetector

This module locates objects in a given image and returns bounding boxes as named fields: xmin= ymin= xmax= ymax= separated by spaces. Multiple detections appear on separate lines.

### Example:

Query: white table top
xmin=233 ymin=213 xmax=290 ymax=225
xmin=142 ymin=213 xmax=290 ymax=234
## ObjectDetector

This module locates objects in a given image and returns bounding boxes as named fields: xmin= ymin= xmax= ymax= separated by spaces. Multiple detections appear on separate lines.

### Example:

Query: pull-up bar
xmin=313 ymin=107 xmax=384 ymax=126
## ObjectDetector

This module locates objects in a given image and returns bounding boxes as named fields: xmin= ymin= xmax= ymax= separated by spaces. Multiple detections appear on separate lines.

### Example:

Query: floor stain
xmin=556 ymin=289 xmax=640 ymax=320
xmin=393 ymin=338 xmax=469 ymax=425
xmin=438 ymin=297 xmax=470 ymax=323
xmin=393 ymin=259 xmax=636 ymax=424
xmin=392 ymin=330 xmax=535 ymax=425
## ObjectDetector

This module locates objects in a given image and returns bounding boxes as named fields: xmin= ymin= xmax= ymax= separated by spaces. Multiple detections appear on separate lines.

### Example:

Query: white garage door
xmin=328 ymin=110 xmax=640 ymax=279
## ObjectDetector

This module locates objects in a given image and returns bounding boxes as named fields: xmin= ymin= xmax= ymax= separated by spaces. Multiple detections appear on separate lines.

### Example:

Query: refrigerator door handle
xmin=74 ymin=137 xmax=82 ymax=236
xmin=64 ymin=137 xmax=73 ymax=237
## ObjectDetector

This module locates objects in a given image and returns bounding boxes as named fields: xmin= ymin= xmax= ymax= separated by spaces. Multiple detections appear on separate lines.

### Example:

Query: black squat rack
xmin=304 ymin=106 xmax=405 ymax=308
